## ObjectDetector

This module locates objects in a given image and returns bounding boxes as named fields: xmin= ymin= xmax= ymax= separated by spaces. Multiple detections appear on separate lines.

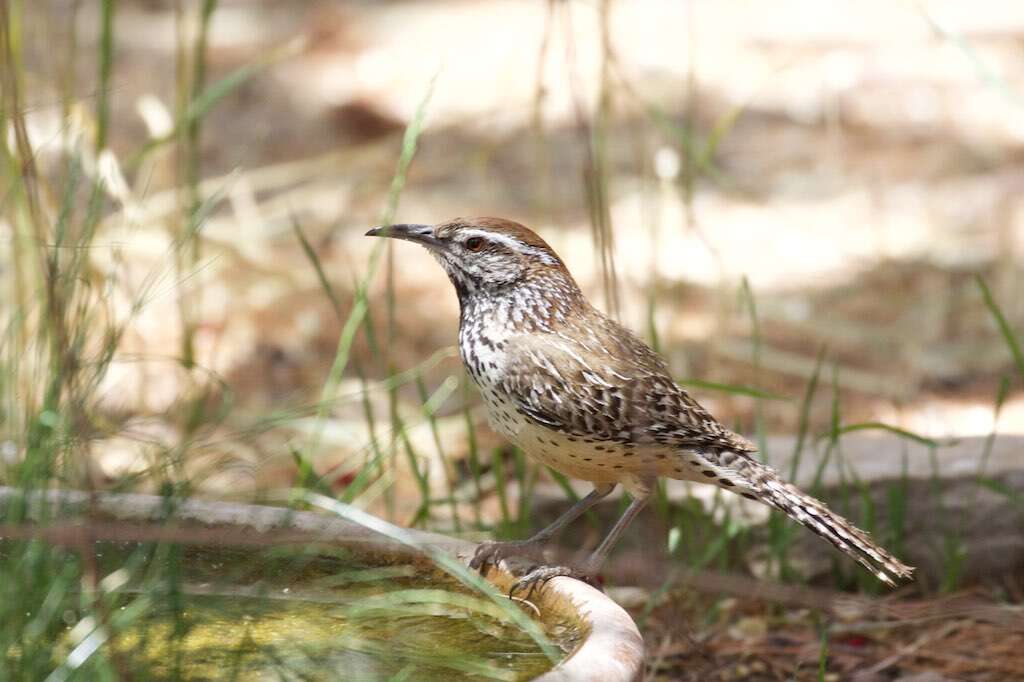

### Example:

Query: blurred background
xmin=3 ymin=0 xmax=1024 ymax=679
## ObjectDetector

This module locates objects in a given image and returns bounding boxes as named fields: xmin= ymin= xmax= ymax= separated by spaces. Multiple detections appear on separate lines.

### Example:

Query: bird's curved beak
xmin=365 ymin=224 xmax=445 ymax=251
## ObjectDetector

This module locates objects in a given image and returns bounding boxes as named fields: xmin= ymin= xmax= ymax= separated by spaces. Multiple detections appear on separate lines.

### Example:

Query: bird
xmin=366 ymin=217 xmax=914 ymax=591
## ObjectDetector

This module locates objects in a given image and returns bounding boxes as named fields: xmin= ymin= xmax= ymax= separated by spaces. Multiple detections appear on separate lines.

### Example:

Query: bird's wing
xmin=499 ymin=317 xmax=755 ymax=454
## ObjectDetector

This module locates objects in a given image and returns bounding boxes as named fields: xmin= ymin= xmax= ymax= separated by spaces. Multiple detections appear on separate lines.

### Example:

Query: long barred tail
xmin=752 ymin=465 xmax=914 ymax=586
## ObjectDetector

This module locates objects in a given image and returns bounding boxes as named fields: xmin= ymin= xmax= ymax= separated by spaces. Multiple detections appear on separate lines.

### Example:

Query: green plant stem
xmin=94 ymin=0 xmax=115 ymax=152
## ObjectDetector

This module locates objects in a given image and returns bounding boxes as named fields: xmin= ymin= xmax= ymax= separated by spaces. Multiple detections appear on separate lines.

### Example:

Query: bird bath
xmin=0 ymin=488 xmax=643 ymax=681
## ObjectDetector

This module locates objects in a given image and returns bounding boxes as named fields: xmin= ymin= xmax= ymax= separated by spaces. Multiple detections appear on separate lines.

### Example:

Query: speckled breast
xmin=474 ymin=373 xmax=678 ymax=484
xmin=457 ymin=300 xmax=683 ymax=484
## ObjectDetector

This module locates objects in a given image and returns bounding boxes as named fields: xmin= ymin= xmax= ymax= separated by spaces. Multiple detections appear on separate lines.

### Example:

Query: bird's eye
xmin=465 ymin=237 xmax=485 ymax=252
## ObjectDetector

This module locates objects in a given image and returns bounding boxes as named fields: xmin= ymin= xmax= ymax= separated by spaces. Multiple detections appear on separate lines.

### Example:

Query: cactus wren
xmin=367 ymin=218 xmax=913 ymax=589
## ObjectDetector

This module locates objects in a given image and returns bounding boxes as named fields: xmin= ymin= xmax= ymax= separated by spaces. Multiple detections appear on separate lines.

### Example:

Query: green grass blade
xmin=835 ymin=422 xmax=938 ymax=448
xmin=737 ymin=277 xmax=768 ymax=458
xmin=790 ymin=345 xmax=826 ymax=480
xmin=303 ymin=75 xmax=436 ymax=464
xmin=292 ymin=214 xmax=343 ymax=320
xmin=129 ymin=39 xmax=303 ymax=167
xmin=677 ymin=378 xmax=790 ymax=401
xmin=976 ymin=275 xmax=1024 ymax=385
xmin=94 ymin=0 xmax=115 ymax=150
xmin=976 ymin=477 xmax=1024 ymax=512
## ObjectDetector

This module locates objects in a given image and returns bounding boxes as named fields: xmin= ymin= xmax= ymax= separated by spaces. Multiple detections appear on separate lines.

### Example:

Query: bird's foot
xmin=469 ymin=539 xmax=547 ymax=573
xmin=508 ymin=564 xmax=601 ymax=598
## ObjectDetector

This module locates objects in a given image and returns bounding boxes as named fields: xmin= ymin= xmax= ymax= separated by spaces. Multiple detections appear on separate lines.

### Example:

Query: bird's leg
xmin=579 ymin=492 xmax=650 ymax=574
xmin=510 ymin=490 xmax=652 ymax=596
xmin=470 ymin=483 xmax=615 ymax=571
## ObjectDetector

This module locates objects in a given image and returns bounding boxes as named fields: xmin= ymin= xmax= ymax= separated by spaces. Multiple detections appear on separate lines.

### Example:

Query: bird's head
xmin=366 ymin=217 xmax=577 ymax=298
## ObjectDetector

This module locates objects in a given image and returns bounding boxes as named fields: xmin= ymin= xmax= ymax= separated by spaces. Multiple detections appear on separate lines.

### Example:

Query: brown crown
xmin=439 ymin=217 xmax=558 ymax=253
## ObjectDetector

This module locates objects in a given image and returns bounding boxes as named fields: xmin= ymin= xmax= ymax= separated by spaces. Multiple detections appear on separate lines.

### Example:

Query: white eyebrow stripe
xmin=460 ymin=229 xmax=559 ymax=265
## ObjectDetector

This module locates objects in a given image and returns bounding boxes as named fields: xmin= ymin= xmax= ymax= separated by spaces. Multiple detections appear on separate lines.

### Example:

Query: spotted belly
xmin=477 ymin=385 xmax=694 ymax=483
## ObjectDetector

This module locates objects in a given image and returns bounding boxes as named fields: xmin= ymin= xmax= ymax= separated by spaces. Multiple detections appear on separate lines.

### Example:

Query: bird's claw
xmin=508 ymin=565 xmax=599 ymax=599
xmin=469 ymin=539 xmax=545 ymax=573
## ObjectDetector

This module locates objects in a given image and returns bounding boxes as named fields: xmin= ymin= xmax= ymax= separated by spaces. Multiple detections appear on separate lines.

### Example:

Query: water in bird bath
xmin=42 ymin=542 xmax=580 ymax=681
